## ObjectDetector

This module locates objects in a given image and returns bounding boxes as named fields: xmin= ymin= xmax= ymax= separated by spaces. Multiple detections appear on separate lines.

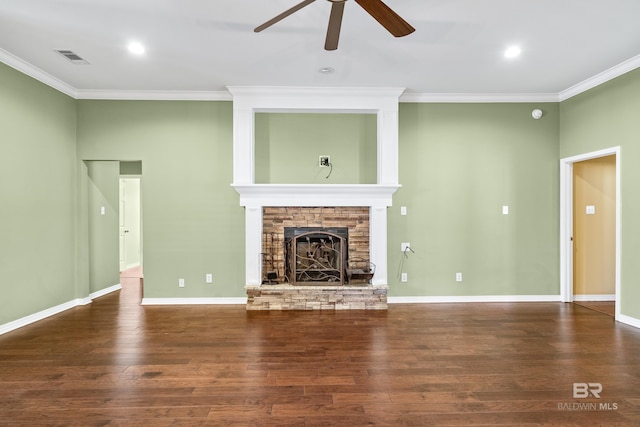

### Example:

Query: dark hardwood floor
xmin=1 ymin=275 xmax=640 ymax=426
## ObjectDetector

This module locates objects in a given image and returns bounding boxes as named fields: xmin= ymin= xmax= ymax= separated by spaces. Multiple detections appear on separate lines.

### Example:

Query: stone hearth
xmin=246 ymin=284 xmax=388 ymax=310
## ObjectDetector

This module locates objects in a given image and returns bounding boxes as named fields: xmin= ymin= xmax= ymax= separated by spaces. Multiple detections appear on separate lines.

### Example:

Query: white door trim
xmin=559 ymin=146 xmax=621 ymax=320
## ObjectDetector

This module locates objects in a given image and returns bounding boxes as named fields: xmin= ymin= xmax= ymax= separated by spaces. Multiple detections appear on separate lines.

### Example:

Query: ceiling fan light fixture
xmin=254 ymin=0 xmax=414 ymax=51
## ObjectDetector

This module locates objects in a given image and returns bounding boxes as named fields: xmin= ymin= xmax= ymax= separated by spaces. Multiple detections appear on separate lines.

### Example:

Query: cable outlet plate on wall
xmin=319 ymin=155 xmax=330 ymax=167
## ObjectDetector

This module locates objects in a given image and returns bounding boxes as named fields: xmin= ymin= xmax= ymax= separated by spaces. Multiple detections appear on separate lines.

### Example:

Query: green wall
xmin=76 ymin=100 xmax=244 ymax=298
xmin=0 ymin=63 xmax=78 ymax=325
xmin=86 ymin=161 xmax=120 ymax=293
xmin=3 ymin=56 xmax=640 ymax=327
xmin=560 ymin=68 xmax=640 ymax=320
xmin=390 ymin=103 xmax=561 ymax=296
xmin=255 ymin=113 xmax=377 ymax=184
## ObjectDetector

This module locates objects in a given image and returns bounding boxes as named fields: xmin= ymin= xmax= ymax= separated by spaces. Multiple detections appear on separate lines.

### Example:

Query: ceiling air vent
xmin=54 ymin=49 xmax=89 ymax=64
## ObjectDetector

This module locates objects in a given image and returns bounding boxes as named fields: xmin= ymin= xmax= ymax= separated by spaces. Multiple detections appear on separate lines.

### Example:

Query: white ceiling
xmin=2 ymin=0 xmax=640 ymax=101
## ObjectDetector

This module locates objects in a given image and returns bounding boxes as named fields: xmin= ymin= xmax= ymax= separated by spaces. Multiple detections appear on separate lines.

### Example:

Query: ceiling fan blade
xmin=325 ymin=1 xmax=346 ymax=50
xmin=354 ymin=0 xmax=415 ymax=37
xmin=254 ymin=0 xmax=317 ymax=32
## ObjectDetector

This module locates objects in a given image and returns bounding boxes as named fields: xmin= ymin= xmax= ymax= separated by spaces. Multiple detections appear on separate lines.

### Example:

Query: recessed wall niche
xmin=254 ymin=113 xmax=377 ymax=184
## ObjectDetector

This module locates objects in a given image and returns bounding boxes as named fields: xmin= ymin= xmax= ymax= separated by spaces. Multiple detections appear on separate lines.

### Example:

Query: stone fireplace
xmin=228 ymin=86 xmax=403 ymax=310
xmin=262 ymin=207 xmax=371 ymax=286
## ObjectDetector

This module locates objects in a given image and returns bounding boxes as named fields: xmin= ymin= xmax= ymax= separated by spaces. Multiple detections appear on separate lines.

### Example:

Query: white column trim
xmin=369 ymin=207 xmax=388 ymax=285
xmin=245 ymin=206 xmax=262 ymax=286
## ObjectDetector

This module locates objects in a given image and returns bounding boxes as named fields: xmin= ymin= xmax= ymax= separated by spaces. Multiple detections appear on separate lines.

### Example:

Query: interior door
xmin=572 ymin=155 xmax=616 ymax=299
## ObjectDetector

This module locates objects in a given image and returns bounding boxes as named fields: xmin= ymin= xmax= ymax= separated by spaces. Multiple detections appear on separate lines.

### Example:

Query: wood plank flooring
xmin=574 ymin=301 xmax=616 ymax=317
xmin=1 ymin=277 xmax=640 ymax=426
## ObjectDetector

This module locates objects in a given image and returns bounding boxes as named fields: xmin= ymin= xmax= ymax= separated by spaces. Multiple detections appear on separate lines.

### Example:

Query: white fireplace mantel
xmin=232 ymin=184 xmax=400 ymax=208
xmin=228 ymin=86 xmax=403 ymax=287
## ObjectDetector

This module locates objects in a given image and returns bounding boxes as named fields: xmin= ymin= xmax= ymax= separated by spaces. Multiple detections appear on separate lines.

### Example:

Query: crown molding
xmin=3 ymin=47 xmax=640 ymax=103
xmin=228 ymin=85 xmax=405 ymax=99
xmin=0 ymin=48 xmax=77 ymax=98
xmin=559 ymin=54 xmax=640 ymax=101
xmin=399 ymin=92 xmax=560 ymax=103
xmin=76 ymin=90 xmax=232 ymax=101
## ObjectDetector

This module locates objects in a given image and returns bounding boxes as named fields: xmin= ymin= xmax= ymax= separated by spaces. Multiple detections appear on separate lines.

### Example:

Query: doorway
xmin=119 ymin=176 xmax=143 ymax=290
xmin=119 ymin=177 xmax=141 ymax=272
xmin=572 ymin=156 xmax=616 ymax=316
xmin=560 ymin=147 xmax=620 ymax=319
xmin=118 ymin=160 xmax=143 ymax=296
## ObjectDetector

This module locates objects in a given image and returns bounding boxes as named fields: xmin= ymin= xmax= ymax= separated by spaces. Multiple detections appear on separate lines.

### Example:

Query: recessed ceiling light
xmin=128 ymin=42 xmax=145 ymax=55
xmin=504 ymin=46 xmax=521 ymax=59
xmin=319 ymin=67 xmax=334 ymax=74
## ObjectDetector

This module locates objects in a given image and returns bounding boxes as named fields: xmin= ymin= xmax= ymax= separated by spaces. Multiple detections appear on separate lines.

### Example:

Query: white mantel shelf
xmin=232 ymin=184 xmax=401 ymax=207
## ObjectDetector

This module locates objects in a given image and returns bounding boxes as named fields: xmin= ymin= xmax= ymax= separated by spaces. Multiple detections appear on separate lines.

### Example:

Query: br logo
xmin=573 ymin=383 xmax=603 ymax=398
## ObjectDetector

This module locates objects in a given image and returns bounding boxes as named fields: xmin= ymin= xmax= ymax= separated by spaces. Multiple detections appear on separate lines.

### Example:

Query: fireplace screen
xmin=284 ymin=227 xmax=348 ymax=285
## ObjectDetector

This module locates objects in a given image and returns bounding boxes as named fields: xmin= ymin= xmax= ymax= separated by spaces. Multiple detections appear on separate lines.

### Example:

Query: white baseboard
xmin=573 ymin=294 xmax=615 ymax=302
xmin=388 ymin=295 xmax=562 ymax=304
xmin=90 ymin=284 xmax=122 ymax=300
xmin=141 ymin=297 xmax=247 ymax=305
xmin=0 ymin=297 xmax=88 ymax=336
xmin=0 ymin=283 xmax=122 ymax=336
xmin=618 ymin=313 xmax=640 ymax=329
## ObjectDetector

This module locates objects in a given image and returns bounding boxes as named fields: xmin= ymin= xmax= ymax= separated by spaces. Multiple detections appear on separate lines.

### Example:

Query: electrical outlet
xmin=401 ymin=206 xmax=407 ymax=216
xmin=206 ymin=274 xmax=213 ymax=284
xmin=178 ymin=278 xmax=185 ymax=288
xmin=401 ymin=272 xmax=408 ymax=282
xmin=319 ymin=155 xmax=330 ymax=167
xmin=456 ymin=272 xmax=463 ymax=282
xmin=502 ymin=205 xmax=509 ymax=215
xmin=401 ymin=242 xmax=411 ymax=252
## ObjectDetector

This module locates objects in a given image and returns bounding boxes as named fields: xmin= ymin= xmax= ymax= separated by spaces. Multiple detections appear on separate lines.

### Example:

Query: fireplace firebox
xmin=284 ymin=227 xmax=348 ymax=285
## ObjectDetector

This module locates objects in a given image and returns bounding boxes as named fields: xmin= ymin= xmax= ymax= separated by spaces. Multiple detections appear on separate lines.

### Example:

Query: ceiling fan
xmin=254 ymin=0 xmax=415 ymax=51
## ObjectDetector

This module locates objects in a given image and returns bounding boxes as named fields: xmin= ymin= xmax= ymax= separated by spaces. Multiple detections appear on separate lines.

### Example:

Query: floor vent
xmin=54 ymin=49 xmax=90 ymax=64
